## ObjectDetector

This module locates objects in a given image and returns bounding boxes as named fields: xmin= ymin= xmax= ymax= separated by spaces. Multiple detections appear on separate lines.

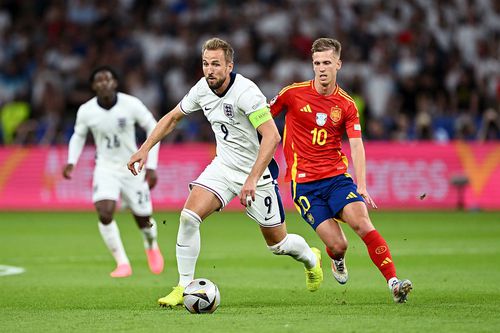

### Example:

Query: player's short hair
xmin=202 ymin=38 xmax=234 ymax=64
xmin=89 ymin=65 xmax=119 ymax=85
xmin=311 ymin=38 xmax=342 ymax=58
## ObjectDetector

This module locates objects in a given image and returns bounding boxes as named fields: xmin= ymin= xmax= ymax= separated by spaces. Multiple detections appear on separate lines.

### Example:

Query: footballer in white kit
xmin=181 ymin=72 xmax=283 ymax=226
xmin=64 ymin=66 xmax=163 ymax=278
xmin=68 ymin=92 xmax=159 ymax=215
xmin=128 ymin=38 xmax=322 ymax=306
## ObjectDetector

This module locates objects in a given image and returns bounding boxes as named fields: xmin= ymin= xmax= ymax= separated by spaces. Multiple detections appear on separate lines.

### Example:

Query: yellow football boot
xmin=305 ymin=247 xmax=323 ymax=292
xmin=158 ymin=285 xmax=185 ymax=307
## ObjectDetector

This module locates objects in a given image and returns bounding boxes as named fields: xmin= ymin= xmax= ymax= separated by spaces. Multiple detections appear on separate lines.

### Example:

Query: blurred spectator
xmin=0 ymin=92 xmax=30 ymax=144
xmin=455 ymin=113 xmax=478 ymax=141
xmin=477 ymin=108 xmax=500 ymax=141
xmin=0 ymin=0 xmax=498 ymax=145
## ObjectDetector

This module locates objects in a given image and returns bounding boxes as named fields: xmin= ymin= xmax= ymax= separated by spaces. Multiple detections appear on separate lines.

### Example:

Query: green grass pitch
xmin=1 ymin=210 xmax=499 ymax=332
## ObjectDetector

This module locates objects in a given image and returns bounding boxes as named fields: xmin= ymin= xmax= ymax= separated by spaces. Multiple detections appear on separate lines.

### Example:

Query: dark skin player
xmin=62 ymin=69 xmax=157 ymax=229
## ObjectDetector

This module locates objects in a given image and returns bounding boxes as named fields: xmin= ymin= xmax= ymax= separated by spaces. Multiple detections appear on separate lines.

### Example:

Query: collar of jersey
xmin=97 ymin=94 xmax=118 ymax=110
xmin=211 ymin=72 xmax=236 ymax=98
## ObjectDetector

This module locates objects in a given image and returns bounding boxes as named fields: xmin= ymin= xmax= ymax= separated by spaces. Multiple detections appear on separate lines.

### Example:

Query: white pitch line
xmin=0 ymin=265 xmax=25 ymax=277
xmin=4 ymin=255 xmax=111 ymax=264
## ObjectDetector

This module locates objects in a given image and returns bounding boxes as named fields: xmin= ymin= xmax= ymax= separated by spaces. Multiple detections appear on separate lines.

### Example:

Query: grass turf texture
xmin=0 ymin=211 xmax=499 ymax=333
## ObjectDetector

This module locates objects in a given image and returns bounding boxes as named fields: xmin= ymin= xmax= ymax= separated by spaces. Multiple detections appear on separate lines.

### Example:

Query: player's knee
xmin=179 ymin=209 xmax=202 ymax=232
xmin=350 ymin=218 xmax=374 ymax=237
xmin=328 ymin=242 xmax=348 ymax=257
xmin=98 ymin=213 xmax=113 ymax=224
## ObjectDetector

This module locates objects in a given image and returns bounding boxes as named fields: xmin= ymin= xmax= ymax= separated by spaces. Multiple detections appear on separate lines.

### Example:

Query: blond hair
xmin=311 ymin=38 xmax=342 ymax=58
xmin=202 ymin=38 xmax=234 ymax=64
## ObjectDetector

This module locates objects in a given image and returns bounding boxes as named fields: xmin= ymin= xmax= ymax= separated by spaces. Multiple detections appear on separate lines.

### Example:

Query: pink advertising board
xmin=0 ymin=142 xmax=499 ymax=211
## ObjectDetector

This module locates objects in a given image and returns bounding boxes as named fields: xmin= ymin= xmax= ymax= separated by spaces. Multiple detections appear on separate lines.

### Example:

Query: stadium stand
xmin=0 ymin=0 xmax=498 ymax=145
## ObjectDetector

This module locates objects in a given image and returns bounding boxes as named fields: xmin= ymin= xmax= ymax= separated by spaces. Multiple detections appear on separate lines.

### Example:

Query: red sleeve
xmin=269 ymin=91 xmax=287 ymax=118
xmin=345 ymin=102 xmax=362 ymax=138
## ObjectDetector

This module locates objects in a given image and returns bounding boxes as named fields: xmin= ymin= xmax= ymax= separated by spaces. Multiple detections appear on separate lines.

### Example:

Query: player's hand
xmin=127 ymin=150 xmax=147 ymax=176
xmin=239 ymin=179 xmax=257 ymax=207
xmin=62 ymin=164 xmax=74 ymax=179
xmin=358 ymin=187 xmax=377 ymax=209
xmin=145 ymin=169 xmax=158 ymax=189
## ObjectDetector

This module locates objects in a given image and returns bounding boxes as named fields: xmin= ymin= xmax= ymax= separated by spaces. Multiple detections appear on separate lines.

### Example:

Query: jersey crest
xmin=316 ymin=113 xmax=327 ymax=126
xmin=330 ymin=106 xmax=342 ymax=123
xmin=118 ymin=117 xmax=126 ymax=130
xmin=305 ymin=212 xmax=315 ymax=224
xmin=223 ymin=103 xmax=234 ymax=118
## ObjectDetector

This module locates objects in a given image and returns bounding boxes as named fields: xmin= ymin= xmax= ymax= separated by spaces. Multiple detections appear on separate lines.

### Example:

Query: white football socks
xmin=141 ymin=218 xmax=159 ymax=250
xmin=98 ymin=220 xmax=130 ymax=266
xmin=176 ymin=209 xmax=202 ymax=287
xmin=268 ymin=233 xmax=316 ymax=269
xmin=388 ymin=277 xmax=399 ymax=290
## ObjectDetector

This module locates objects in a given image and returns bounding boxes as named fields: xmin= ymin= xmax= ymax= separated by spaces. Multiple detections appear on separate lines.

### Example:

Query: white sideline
xmin=0 ymin=265 xmax=25 ymax=277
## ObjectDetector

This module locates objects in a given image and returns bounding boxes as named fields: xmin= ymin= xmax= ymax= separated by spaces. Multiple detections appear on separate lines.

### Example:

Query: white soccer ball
xmin=183 ymin=278 xmax=220 ymax=314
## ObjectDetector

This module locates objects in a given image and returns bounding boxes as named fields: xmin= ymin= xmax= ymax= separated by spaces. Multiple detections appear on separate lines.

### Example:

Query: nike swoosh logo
xmin=264 ymin=215 xmax=276 ymax=221
xmin=176 ymin=243 xmax=189 ymax=248
xmin=203 ymin=107 xmax=211 ymax=111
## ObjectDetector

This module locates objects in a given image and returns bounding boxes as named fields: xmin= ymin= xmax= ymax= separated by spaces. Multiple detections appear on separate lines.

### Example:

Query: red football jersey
xmin=270 ymin=80 xmax=361 ymax=183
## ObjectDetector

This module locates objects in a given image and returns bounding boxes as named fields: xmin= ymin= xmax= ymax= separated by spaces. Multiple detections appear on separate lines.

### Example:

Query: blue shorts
xmin=291 ymin=174 xmax=365 ymax=230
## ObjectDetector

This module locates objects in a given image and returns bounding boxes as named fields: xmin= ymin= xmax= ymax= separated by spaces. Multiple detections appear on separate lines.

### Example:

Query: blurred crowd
xmin=0 ymin=0 xmax=499 ymax=145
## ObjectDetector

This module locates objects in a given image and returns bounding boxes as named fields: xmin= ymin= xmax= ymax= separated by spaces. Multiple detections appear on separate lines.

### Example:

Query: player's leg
xmin=315 ymin=218 xmax=349 ymax=284
xmin=340 ymin=201 xmax=412 ymax=302
xmin=177 ymin=186 xmax=222 ymax=284
xmin=93 ymin=167 xmax=131 ymax=277
xmin=133 ymin=214 xmax=163 ymax=274
xmin=293 ymin=179 xmax=350 ymax=287
xmin=122 ymin=174 xmax=164 ymax=274
xmin=260 ymin=224 xmax=317 ymax=269
xmin=260 ymin=224 xmax=323 ymax=292
xmin=248 ymin=182 xmax=322 ymax=291
xmin=158 ymin=186 xmax=222 ymax=307
xmin=95 ymin=199 xmax=132 ymax=277
xmin=159 ymin=161 xmax=234 ymax=308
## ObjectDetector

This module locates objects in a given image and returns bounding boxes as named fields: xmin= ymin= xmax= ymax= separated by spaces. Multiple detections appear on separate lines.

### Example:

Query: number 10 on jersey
xmin=310 ymin=128 xmax=327 ymax=145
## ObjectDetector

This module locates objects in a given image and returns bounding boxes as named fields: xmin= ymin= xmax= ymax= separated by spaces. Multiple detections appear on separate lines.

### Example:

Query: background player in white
xmin=127 ymin=38 xmax=323 ymax=307
xmin=63 ymin=66 xmax=164 ymax=278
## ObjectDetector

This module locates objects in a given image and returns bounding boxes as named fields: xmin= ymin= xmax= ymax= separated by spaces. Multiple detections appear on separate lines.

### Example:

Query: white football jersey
xmin=68 ymin=92 xmax=159 ymax=171
xmin=180 ymin=73 xmax=276 ymax=183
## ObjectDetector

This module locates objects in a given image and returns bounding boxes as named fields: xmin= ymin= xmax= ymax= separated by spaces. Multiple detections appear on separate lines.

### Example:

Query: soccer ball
xmin=183 ymin=278 xmax=220 ymax=314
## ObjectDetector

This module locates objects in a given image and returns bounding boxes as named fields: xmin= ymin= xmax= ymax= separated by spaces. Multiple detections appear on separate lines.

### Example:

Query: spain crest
xmin=330 ymin=106 xmax=342 ymax=123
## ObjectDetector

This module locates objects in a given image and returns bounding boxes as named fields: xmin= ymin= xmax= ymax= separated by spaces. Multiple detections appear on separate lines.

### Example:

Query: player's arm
xmin=349 ymin=138 xmax=377 ymax=209
xmin=128 ymin=104 xmax=185 ymax=175
xmin=345 ymin=101 xmax=377 ymax=208
xmin=136 ymin=102 xmax=161 ymax=188
xmin=63 ymin=109 xmax=88 ymax=179
xmin=239 ymin=109 xmax=281 ymax=207
xmin=269 ymin=91 xmax=287 ymax=118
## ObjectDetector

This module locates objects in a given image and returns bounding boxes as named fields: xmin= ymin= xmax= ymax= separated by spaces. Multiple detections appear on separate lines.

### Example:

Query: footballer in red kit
xmin=270 ymin=37 xmax=412 ymax=303
xmin=270 ymin=80 xmax=361 ymax=183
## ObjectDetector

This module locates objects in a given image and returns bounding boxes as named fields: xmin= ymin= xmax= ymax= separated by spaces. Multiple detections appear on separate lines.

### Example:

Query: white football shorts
xmin=92 ymin=166 xmax=153 ymax=216
xmin=190 ymin=159 xmax=285 ymax=227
